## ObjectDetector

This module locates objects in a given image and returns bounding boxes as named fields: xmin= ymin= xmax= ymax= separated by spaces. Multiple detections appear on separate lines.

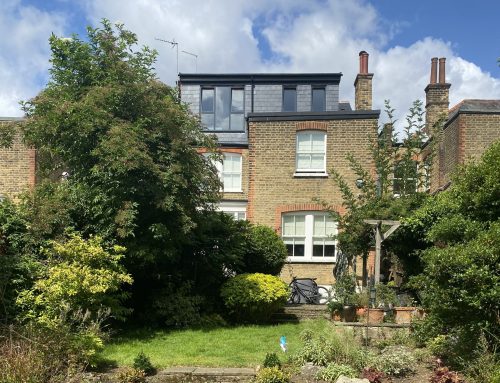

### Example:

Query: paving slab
xmin=161 ymin=367 xmax=197 ymax=374
xmin=222 ymin=368 xmax=255 ymax=376
xmin=192 ymin=368 xmax=227 ymax=375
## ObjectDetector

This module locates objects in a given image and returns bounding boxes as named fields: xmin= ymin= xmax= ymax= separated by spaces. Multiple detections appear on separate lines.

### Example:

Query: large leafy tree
xmin=19 ymin=20 xmax=222 ymax=318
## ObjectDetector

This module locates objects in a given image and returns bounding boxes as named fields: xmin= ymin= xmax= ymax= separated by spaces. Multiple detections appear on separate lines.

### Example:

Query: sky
xmin=1 ymin=0 xmax=499 ymax=127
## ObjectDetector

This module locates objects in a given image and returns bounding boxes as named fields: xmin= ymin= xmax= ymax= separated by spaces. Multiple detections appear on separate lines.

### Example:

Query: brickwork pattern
xmin=247 ymin=118 xmax=377 ymax=227
xmin=280 ymin=262 xmax=336 ymax=285
xmin=354 ymin=74 xmax=373 ymax=110
xmin=0 ymin=126 xmax=36 ymax=200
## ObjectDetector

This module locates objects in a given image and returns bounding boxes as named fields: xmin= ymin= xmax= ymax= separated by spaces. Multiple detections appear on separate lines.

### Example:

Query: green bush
xmin=241 ymin=225 xmax=288 ymax=275
xmin=220 ymin=273 xmax=288 ymax=323
xmin=255 ymin=367 xmax=290 ymax=383
xmin=370 ymin=346 xmax=416 ymax=377
xmin=263 ymin=352 xmax=282 ymax=368
xmin=316 ymin=363 xmax=357 ymax=382
xmin=133 ymin=351 xmax=155 ymax=376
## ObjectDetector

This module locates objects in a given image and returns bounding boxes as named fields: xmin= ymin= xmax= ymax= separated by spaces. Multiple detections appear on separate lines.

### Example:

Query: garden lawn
xmin=99 ymin=319 xmax=330 ymax=368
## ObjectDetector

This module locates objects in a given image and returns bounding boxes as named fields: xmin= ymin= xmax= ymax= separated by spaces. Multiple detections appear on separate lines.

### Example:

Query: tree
xmin=330 ymin=100 xmax=432 ymax=283
xmin=19 ymin=20 xmax=222 ymax=320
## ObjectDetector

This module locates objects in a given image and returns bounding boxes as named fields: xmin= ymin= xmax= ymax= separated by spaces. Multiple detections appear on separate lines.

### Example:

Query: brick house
xmin=422 ymin=57 xmax=500 ymax=193
xmin=179 ymin=52 xmax=380 ymax=285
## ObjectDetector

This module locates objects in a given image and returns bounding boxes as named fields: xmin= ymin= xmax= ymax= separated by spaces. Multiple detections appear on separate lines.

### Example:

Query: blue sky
xmin=1 ymin=0 xmax=499 ymax=123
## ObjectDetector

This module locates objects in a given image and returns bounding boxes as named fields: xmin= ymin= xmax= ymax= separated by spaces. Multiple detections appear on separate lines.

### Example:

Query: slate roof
xmin=448 ymin=99 xmax=500 ymax=120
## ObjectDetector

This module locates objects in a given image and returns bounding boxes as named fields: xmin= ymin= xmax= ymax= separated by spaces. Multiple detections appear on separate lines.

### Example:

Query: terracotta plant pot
xmin=331 ymin=311 xmax=342 ymax=322
xmin=356 ymin=306 xmax=367 ymax=321
xmin=364 ymin=308 xmax=385 ymax=324
xmin=394 ymin=307 xmax=425 ymax=324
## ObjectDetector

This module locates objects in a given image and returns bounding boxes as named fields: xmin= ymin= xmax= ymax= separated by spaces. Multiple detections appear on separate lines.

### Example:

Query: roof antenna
xmin=181 ymin=50 xmax=198 ymax=73
xmin=155 ymin=38 xmax=178 ymax=75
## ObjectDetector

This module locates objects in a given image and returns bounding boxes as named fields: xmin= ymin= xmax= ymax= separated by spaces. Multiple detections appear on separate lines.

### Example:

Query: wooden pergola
xmin=363 ymin=219 xmax=400 ymax=283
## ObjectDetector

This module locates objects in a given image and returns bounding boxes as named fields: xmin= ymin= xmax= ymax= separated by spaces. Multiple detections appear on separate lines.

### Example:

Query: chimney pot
xmin=438 ymin=57 xmax=446 ymax=84
xmin=430 ymin=57 xmax=438 ymax=84
xmin=359 ymin=50 xmax=369 ymax=74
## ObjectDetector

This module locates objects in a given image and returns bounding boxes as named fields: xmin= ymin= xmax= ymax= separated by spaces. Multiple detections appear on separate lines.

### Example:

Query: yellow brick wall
xmin=0 ymin=124 xmax=35 ymax=200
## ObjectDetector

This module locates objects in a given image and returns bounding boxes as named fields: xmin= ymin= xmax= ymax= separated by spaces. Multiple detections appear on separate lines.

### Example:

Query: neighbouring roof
xmin=0 ymin=117 xmax=24 ymax=121
xmin=448 ymin=99 xmax=500 ymax=121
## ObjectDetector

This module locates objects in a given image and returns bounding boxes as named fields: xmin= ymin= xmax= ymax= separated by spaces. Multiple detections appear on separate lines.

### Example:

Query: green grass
xmin=99 ymin=319 xmax=331 ymax=368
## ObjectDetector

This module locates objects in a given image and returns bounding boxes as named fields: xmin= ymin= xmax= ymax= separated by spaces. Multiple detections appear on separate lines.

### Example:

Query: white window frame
xmin=220 ymin=153 xmax=242 ymax=192
xmin=218 ymin=201 xmax=247 ymax=220
xmin=282 ymin=212 xmax=337 ymax=263
xmin=296 ymin=131 xmax=327 ymax=173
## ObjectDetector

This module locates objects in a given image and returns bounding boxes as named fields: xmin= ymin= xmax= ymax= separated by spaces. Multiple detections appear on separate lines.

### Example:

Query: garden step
xmin=271 ymin=304 xmax=330 ymax=323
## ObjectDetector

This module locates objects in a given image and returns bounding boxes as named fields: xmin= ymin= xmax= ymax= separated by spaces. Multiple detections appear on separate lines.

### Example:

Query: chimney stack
xmin=425 ymin=57 xmax=450 ymax=134
xmin=354 ymin=51 xmax=373 ymax=110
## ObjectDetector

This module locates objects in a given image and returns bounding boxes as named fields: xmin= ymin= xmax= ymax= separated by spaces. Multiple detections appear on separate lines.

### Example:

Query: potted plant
xmin=327 ymin=300 xmax=343 ymax=321
xmin=332 ymin=272 xmax=358 ymax=322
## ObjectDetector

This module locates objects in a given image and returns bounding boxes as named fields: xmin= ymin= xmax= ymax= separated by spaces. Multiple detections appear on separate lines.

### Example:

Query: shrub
xmin=255 ymin=367 xmax=290 ymax=383
xmin=315 ymin=363 xmax=357 ymax=382
xmin=241 ymin=225 xmax=288 ymax=275
xmin=370 ymin=346 xmax=416 ymax=377
xmin=220 ymin=273 xmax=288 ymax=323
xmin=263 ymin=352 xmax=281 ymax=368
xmin=133 ymin=351 xmax=155 ymax=376
xmin=430 ymin=366 xmax=464 ymax=383
xmin=116 ymin=367 xmax=146 ymax=383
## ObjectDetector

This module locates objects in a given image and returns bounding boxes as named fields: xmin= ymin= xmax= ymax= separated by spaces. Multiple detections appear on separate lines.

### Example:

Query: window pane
xmin=283 ymin=88 xmax=296 ymax=112
xmin=286 ymin=244 xmax=293 ymax=257
xmin=294 ymin=243 xmax=305 ymax=257
xmin=230 ymin=113 xmax=244 ymax=131
xmin=325 ymin=219 xmax=335 ymax=236
xmin=311 ymin=133 xmax=325 ymax=152
xmin=231 ymin=89 xmax=244 ymax=113
xmin=312 ymin=88 xmax=326 ymax=112
xmin=297 ymin=154 xmax=310 ymax=169
xmin=215 ymin=87 xmax=230 ymax=130
xmin=237 ymin=212 xmax=246 ymax=220
xmin=297 ymin=134 xmax=311 ymax=152
xmin=201 ymin=113 xmax=214 ymax=130
xmin=295 ymin=216 xmax=305 ymax=236
xmin=310 ymin=154 xmax=325 ymax=169
xmin=314 ymin=216 xmax=325 ymax=236
xmin=313 ymin=244 xmax=324 ymax=257
xmin=325 ymin=244 xmax=336 ymax=257
xmin=283 ymin=216 xmax=294 ymax=236
xmin=201 ymin=89 xmax=214 ymax=112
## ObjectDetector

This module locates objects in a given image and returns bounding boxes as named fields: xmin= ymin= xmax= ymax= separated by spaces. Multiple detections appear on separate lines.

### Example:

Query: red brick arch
xmin=295 ymin=121 xmax=328 ymax=131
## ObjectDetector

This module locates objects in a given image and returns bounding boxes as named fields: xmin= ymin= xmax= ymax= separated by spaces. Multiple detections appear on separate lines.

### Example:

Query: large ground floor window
xmin=282 ymin=212 xmax=337 ymax=262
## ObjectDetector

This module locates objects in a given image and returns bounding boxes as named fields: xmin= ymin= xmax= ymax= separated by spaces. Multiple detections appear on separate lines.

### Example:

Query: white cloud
xmin=0 ymin=0 xmax=499 ymax=123
xmin=0 ymin=0 xmax=66 ymax=116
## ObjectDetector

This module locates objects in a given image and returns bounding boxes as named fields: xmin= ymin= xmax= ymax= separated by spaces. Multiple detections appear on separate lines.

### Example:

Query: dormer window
xmin=201 ymin=87 xmax=244 ymax=131
xmin=312 ymin=87 xmax=326 ymax=112
xmin=283 ymin=87 xmax=297 ymax=112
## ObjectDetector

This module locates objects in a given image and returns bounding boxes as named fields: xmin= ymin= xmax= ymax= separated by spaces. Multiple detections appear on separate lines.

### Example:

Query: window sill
xmin=223 ymin=190 xmax=243 ymax=193
xmin=287 ymin=257 xmax=336 ymax=263
xmin=293 ymin=172 xmax=329 ymax=178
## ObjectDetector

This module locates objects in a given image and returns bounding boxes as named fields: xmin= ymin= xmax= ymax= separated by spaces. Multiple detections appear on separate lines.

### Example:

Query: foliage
xmin=331 ymin=100 xmax=433 ymax=282
xmin=133 ymin=351 xmax=155 ymax=376
xmin=240 ymin=224 xmax=288 ymax=275
xmin=263 ymin=352 xmax=282 ymax=368
xmin=255 ymin=367 xmax=290 ymax=383
xmin=374 ymin=283 xmax=397 ymax=308
xmin=370 ymin=346 xmax=416 ymax=377
xmin=331 ymin=272 xmax=357 ymax=305
xmin=315 ymin=363 xmax=357 ymax=382
xmin=17 ymin=234 xmax=132 ymax=325
xmin=0 ymin=121 xmax=15 ymax=148
xmin=361 ymin=367 xmax=386 ymax=383
xmin=116 ymin=367 xmax=146 ymax=383
xmin=150 ymin=281 xmax=205 ymax=328
xmin=0 ymin=321 xmax=106 ymax=382
xmin=326 ymin=300 xmax=344 ymax=315
xmin=430 ymin=361 xmax=464 ymax=383
xmin=291 ymin=328 xmax=370 ymax=369
xmin=19 ymin=20 xmax=222 ymax=322
xmin=220 ymin=273 xmax=288 ymax=323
